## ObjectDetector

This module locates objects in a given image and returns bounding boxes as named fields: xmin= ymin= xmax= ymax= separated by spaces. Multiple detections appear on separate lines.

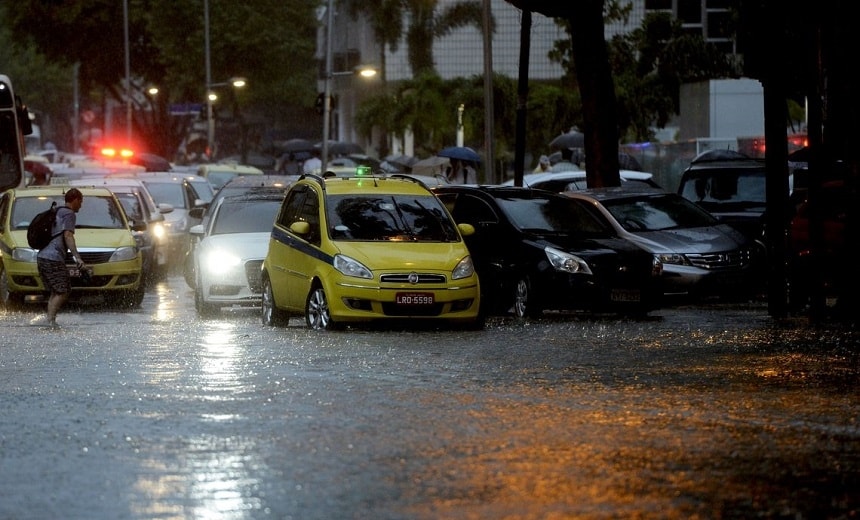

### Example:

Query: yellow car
xmin=0 ymin=186 xmax=145 ymax=308
xmin=261 ymin=173 xmax=481 ymax=330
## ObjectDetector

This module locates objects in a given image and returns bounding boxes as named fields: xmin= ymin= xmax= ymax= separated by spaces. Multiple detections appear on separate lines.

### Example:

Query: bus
xmin=0 ymin=74 xmax=33 ymax=191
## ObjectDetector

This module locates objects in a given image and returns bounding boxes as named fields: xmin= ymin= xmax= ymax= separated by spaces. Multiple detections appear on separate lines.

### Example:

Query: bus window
xmin=0 ymin=75 xmax=29 ymax=191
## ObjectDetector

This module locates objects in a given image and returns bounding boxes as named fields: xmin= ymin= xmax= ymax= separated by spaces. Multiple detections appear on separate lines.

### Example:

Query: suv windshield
xmin=326 ymin=194 xmax=459 ymax=242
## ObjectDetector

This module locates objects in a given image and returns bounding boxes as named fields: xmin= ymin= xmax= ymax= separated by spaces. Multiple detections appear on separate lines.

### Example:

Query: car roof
xmin=502 ymin=169 xmax=654 ymax=187
xmin=8 ymin=185 xmax=114 ymax=196
xmin=562 ymin=186 xmax=673 ymax=202
xmin=683 ymin=150 xmax=765 ymax=172
xmin=218 ymin=174 xmax=295 ymax=188
xmin=435 ymin=184 xmax=560 ymax=199
xmin=300 ymin=173 xmax=436 ymax=196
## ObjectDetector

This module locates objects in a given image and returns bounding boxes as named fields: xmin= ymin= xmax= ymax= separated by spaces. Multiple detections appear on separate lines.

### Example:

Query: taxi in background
xmin=0 ymin=186 xmax=145 ymax=308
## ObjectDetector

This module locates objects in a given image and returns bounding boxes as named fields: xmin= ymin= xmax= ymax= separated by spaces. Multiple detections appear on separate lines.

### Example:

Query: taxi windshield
xmin=326 ymin=194 xmax=459 ymax=242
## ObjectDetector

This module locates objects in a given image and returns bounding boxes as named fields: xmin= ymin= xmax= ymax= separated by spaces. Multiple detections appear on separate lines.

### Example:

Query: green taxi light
xmin=355 ymin=165 xmax=372 ymax=176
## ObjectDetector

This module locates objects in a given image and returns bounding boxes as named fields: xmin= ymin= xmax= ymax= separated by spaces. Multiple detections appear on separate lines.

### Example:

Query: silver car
xmin=562 ymin=187 xmax=766 ymax=301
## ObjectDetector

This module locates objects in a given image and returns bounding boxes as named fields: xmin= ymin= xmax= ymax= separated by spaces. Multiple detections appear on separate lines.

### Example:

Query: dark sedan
xmin=562 ymin=187 xmax=766 ymax=300
xmin=433 ymin=185 xmax=663 ymax=318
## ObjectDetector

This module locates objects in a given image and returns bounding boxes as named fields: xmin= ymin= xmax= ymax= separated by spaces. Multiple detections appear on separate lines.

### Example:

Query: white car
xmin=501 ymin=170 xmax=659 ymax=192
xmin=189 ymin=192 xmax=283 ymax=316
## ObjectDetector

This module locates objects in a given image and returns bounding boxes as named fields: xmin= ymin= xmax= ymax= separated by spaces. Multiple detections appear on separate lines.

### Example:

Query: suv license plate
xmin=610 ymin=289 xmax=641 ymax=302
xmin=396 ymin=292 xmax=434 ymax=305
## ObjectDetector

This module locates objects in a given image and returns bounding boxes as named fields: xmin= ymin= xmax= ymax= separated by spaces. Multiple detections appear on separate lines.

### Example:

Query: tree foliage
xmin=4 ymin=0 xmax=319 ymax=155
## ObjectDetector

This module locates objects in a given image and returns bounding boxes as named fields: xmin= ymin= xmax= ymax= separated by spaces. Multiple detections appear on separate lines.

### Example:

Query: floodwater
xmin=1 ymin=277 xmax=858 ymax=519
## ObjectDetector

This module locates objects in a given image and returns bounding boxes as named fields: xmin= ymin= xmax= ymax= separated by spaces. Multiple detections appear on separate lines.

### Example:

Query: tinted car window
xmin=142 ymin=181 xmax=185 ymax=208
xmin=326 ymin=194 xmax=459 ymax=242
xmin=599 ymin=194 xmax=719 ymax=231
xmin=495 ymin=195 xmax=610 ymax=235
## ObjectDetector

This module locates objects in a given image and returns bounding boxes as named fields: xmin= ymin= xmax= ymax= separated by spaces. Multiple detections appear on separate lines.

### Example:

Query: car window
xmin=12 ymin=195 xmax=125 ymax=230
xmin=601 ymin=195 xmax=719 ymax=231
xmin=115 ymin=192 xmax=145 ymax=221
xmin=497 ymin=195 xmax=610 ymax=235
xmin=447 ymin=193 xmax=498 ymax=228
xmin=277 ymin=185 xmax=307 ymax=228
xmin=326 ymin=194 xmax=458 ymax=242
xmin=297 ymin=189 xmax=321 ymax=245
xmin=211 ymin=200 xmax=281 ymax=235
xmin=680 ymin=171 xmax=766 ymax=203
xmin=142 ymin=181 xmax=185 ymax=208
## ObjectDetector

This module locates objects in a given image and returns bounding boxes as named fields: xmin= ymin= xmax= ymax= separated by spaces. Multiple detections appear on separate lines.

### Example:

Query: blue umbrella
xmin=437 ymin=146 xmax=481 ymax=163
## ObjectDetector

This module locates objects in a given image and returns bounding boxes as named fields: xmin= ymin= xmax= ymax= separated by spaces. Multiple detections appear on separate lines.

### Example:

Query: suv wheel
xmin=261 ymin=276 xmax=289 ymax=326
xmin=512 ymin=276 xmax=542 ymax=319
xmin=305 ymin=283 xmax=336 ymax=330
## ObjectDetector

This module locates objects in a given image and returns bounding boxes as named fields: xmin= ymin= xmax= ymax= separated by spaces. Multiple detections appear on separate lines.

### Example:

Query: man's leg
xmin=46 ymin=291 xmax=69 ymax=324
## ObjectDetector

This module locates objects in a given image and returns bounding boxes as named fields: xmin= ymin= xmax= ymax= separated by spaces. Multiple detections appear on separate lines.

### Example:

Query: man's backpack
xmin=27 ymin=201 xmax=60 ymax=250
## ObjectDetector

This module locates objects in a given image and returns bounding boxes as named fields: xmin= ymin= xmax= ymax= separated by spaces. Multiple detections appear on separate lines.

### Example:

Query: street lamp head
xmin=356 ymin=65 xmax=377 ymax=78
xmin=230 ymin=77 xmax=247 ymax=88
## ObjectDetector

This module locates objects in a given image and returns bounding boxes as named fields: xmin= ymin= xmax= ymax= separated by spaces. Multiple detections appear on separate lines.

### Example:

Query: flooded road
xmin=1 ymin=276 xmax=858 ymax=519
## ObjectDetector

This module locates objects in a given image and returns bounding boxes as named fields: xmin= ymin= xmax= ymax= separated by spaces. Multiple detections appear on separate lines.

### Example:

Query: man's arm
xmin=63 ymin=229 xmax=86 ymax=269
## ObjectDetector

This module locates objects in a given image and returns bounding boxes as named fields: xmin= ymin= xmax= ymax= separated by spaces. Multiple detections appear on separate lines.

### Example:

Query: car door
xmin=269 ymin=184 xmax=323 ymax=311
xmin=441 ymin=192 xmax=511 ymax=306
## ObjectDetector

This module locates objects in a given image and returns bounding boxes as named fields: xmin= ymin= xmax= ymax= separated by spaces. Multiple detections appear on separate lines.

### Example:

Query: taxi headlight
xmin=333 ymin=254 xmax=372 ymax=279
xmin=110 ymin=247 xmax=138 ymax=262
xmin=12 ymin=247 xmax=37 ymax=262
xmin=545 ymin=246 xmax=592 ymax=275
xmin=452 ymin=255 xmax=475 ymax=280
xmin=203 ymin=250 xmax=241 ymax=275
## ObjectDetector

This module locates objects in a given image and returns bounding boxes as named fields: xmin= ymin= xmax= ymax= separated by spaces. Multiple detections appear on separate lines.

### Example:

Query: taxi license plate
xmin=395 ymin=292 xmax=434 ymax=305
xmin=610 ymin=288 xmax=641 ymax=302
xmin=68 ymin=267 xmax=81 ymax=278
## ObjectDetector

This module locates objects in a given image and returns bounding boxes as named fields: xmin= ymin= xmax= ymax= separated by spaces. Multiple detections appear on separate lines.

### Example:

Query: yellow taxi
xmin=261 ymin=172 xmax=481 ymax=330
xmin=0 ymin=186 xmax=145 ymax=308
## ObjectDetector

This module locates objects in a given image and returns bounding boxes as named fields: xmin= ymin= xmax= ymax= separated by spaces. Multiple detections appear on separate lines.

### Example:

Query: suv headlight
xmin=11 ymin=247 xmax=37 ymax=262
xmin=452 ymin=255 xmax=475 ymax=280
xmin=333 ymin=254 xmax=372 ymax=279
xmin=110 ymin=247 xmax=138 ymax=262
xmin=545 ymin=246 xmax=592 ymax=275
xmin=656 ymin=253 xmax=689 ymax=266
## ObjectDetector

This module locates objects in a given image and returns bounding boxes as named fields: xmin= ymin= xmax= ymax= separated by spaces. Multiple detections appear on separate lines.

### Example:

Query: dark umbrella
xmin=437 ymin=146 xmax=481 ymax=163
xmin=130 ymin=152 xmax=172 ymax=172
xmin=549 ymin=130 xmax=584 ymax=150
xmin=315 ymin=140 xmax=365 ymax=156
xmin=278 ymin=138 xmax=315 ymax=154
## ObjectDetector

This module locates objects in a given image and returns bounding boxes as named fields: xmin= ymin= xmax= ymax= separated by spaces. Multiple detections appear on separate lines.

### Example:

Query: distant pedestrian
xmin=302 ymin=150 xmax=322 ymax=175
xmin=35 ymin=188 xmax=87 ymax=327
xmin=534 ymin=155 xmax=551 ymax=173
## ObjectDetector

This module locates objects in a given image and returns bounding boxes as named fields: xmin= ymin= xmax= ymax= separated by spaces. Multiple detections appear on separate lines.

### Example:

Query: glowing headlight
xmin=12 ymin=247 xmax=37 ymax=262
xmin=545 ymin=246 xmax=592 ymax=275
xmin=333 ymin=254 xmax=372 ymax=279
xmin=150 ymin=222 xmax=167 ymax=241
xmin=203 ymin=250 xmax=241 ymax=274
xmin=110 ymin=247 xmax=138 ymax=262
xmin=452 ymin=255 xmax=475 ymax=280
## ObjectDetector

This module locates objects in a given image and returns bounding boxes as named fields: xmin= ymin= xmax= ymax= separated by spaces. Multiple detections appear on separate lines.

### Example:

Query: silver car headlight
xmin=110 ymin=246 xmax=138 ymax=262
xmin=452 ymin=255 xmax=475 ymax=280
xmin=203 ymin=249 xmax=241 ymax=275
xmin=655 ymin=253 xmax=689 ymax=266
xmin=545 ymin=246 xmax=592 ymax=275
xmin=12 ymin=247 xmax=37 ymax=263
xmin=150 ymin=222 xmax=167 ymax=242
xmin=333 ymin=254 xmax=372 ymax=279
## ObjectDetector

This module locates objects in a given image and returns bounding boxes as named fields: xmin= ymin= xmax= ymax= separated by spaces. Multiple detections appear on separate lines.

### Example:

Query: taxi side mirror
xmin=290 ymin=221 xmax=311 ymax=235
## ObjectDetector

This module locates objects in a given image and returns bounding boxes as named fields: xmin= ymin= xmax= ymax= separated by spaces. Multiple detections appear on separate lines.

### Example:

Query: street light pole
xmin=123 ymin=0 xmax=132 ymax=143
xmin=204 ymin=0 xmax=214 ymax=159
xmin=321 ymin=0 xmax=335 ymax=173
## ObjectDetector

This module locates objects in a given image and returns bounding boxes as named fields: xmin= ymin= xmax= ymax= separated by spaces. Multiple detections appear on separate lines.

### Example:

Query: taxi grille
xmin=380 ymin=273 xmax=446 ymax=284
xmin=67 ymin=251 xmax=116 ymax=264
xmin=686 ymin=249 xmax=751 ymax=269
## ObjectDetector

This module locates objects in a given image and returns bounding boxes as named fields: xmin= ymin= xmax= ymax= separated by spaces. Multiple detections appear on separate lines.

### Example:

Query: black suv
xmin=677 ymin=150 xmax=770 ymax=240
